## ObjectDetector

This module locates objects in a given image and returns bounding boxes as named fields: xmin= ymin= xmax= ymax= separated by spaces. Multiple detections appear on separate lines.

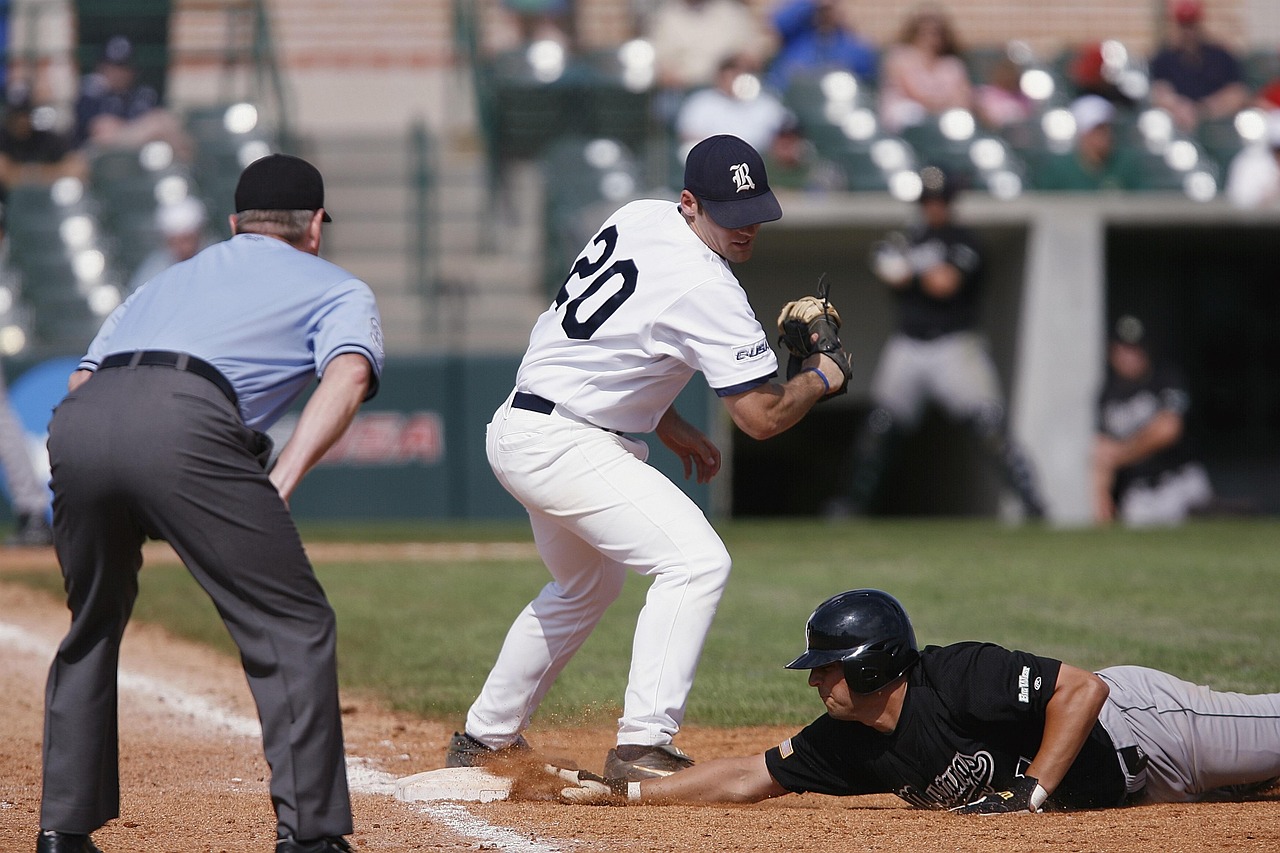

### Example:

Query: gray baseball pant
xmin=1097 ymin=665 xmax=1280 ymax=802
xmin=40 ymin=365 xmax=352 ymax=839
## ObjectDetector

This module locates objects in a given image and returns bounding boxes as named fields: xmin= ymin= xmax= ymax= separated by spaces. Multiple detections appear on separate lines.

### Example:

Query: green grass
xmin=11 ymin=518 xmax=1280 ymax=730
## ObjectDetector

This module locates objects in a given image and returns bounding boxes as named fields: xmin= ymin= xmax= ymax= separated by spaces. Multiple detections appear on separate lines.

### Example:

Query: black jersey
xmin=1097 ymin=362 xmax=1193 ymax=489
xmin=764 ymin=643 xmax=1125 ymax=810
xmin=893 ymin=223 xmax=983 ymax=341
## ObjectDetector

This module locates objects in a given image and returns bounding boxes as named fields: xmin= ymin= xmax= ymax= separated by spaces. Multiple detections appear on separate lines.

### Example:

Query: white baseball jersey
xmin=516 ymin=199 xmax=778 ymax=434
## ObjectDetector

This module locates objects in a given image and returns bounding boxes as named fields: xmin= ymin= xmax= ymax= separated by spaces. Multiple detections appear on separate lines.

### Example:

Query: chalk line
xmin=0 ymin=620 xmax=566 ymax=853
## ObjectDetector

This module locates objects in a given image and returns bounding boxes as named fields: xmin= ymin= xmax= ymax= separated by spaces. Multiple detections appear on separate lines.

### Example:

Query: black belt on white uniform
xmin=512 ymin=391 xmax=624 ymax=435
xmin=99 ymin=350 xmax=238 ymax=408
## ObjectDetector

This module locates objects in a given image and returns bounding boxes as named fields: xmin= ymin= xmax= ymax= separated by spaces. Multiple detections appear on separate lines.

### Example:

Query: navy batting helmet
xmin=785 ymin=589 xmax=920 ymax=693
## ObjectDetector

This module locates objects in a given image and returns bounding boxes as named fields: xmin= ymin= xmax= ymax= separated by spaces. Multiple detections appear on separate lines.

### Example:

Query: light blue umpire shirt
xmin=80 ymin=232 xmax=386 ymax=430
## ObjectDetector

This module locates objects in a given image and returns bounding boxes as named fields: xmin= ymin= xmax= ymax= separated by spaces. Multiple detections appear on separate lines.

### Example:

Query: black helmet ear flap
xmin=842 ymin=641 xmax=920 ymax=694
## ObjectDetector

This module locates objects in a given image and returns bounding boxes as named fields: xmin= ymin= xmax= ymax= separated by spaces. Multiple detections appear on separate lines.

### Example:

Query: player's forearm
xmin=1201 ymin=83 xmax=1249 ymax=119
xmin=68 ymin=369 xmax=94 ymax=392
xmin=637 ymin=754 xmax=785 ymax=804
xmin=1026 ymin=665 xmax=1110 ymax=796
xmin=723 ymin=363 xmax=828 ymax=440
xmin=269 ymin=353 xmax=370 ymax=502
xmin=656 ymin=405 xmax=721 ymax=483
xmin=1110 ymin=411 xmax=1182 ymax=468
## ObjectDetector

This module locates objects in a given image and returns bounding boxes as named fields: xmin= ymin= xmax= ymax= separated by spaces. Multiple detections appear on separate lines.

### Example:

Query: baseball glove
xmin=776 ymin=274 xmax=854 ymax=396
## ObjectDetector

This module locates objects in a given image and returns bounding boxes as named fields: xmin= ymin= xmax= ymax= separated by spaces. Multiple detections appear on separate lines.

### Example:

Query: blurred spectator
xmin=764 ymin=120 xmax=845 ymax=191
xmin=73 ymin=35 xmax=193 ymax=160
xmin=766 ymin=0 xmax=878 ymax=93
xmin=1256 ymin=71 xmax=1280 ymax=112
xmin=1148 ymin=0 xmax=1249 ymax=133
xmin=0 ymin=83 xmax=88 ymax=188
xmin=1066 ymin=41 xmax=1137 ymax=107
xmin=646 ymin=0 xmax=772 ymax=93
xmin=1093 ymin=315 xmax=1212 ymax=527
xmin=126 ymin=196 xmax=208 ymax=294
xmin=1031 ymin=95 xmax=1143 ymax=191
xmin=0 ymin=194 xmax=54 ymax=547
xmin=676 ymin=53 xmax=795 ymax=157
xmin=877 ymin=4 xmax=972 ymax=134
xmin=973 ymin=55 xmax=1033 ymax=129
xmin=1224 ymin=109 xmax=1280 ymax=209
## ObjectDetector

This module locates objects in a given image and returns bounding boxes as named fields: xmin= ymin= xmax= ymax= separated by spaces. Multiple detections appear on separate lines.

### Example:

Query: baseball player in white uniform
xmin=449 ymin=134 xmax=849 ymax=783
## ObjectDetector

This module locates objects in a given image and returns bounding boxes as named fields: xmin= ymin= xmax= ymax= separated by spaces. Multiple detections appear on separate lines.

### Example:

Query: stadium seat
xmin=1196 ymin=116 xmax=1246 ymax=173
xmin=4 ymin=182 xmax=124 ymax=355
xmin=185 ymin=102 xmax=276 ymax=235
xmin=540 ymin=136 xmax=643 ymax=296
xmin=576 ymin=47 xmax=655 ymax=154
xmin=1242 ymin=48 xmax=1280 ymax=91
xmin=898 ymin=113 xmax=1025 ymax=196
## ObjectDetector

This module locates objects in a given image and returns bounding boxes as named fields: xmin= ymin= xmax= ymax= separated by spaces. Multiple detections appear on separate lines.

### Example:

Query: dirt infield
xmin=2 ymin=546 xmax=1278 ymax=853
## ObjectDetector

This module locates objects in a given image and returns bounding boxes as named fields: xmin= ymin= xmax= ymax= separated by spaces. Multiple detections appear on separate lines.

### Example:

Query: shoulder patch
xmin=778 ymin=738 xmax=795 ymax=759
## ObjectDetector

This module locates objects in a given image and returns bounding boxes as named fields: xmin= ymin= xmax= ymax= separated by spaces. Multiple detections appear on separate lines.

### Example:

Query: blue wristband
xmin=802 ymin=366 xmax=830 ymax=393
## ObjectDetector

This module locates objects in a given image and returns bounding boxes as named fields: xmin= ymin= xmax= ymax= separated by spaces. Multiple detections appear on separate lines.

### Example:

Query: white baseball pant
xmin=1117 ymin=463 xmax=1213 ymax=527
xmin=467 ymin=391 xmax=731 ymax=748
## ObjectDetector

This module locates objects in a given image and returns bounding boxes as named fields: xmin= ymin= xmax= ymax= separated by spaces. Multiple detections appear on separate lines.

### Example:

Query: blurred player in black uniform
xmin=559 ymin=589 xmax=1280 ymax=811
xmin=825 ymin=166 xmax=1045 ymax=519
xmin=1093 ymin=315 xmax=1212 ymax=526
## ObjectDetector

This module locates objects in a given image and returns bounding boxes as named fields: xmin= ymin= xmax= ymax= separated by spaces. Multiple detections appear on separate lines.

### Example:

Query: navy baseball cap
xmin=683 ymin=134 xmax=782 ymax=229
xmin=235 ymin=153 xmax=333 ymax=221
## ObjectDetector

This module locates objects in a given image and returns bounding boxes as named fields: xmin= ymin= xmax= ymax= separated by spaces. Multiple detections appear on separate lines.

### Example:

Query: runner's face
xmin=809 ymin=663 xmax=899 ymax=731
xmin=681 ymin=191 xmax=761 ymax=263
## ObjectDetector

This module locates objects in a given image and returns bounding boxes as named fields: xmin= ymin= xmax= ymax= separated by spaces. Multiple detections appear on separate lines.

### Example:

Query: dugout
xmin=728 ymin=192 xmax=1280 ymax=522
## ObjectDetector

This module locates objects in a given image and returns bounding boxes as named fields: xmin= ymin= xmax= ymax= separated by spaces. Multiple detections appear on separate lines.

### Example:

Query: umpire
xmin=37 ymin=154 xmax=385 ymax=853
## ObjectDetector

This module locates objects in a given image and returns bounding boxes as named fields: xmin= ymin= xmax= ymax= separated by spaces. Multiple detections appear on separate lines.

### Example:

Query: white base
xmin=394 ymin=767 xmax=515 ymax=803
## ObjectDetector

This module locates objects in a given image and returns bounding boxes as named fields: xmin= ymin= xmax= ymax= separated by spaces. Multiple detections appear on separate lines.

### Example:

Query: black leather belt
xmin=512 ymin=391 xmax=555 ymax=414
xmin=99 ymin=350 xmax=238 ymax=407
xmin=512 ymin=391 xmax=624 ymax=435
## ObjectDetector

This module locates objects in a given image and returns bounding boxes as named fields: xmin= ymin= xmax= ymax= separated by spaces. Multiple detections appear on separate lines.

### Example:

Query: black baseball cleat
xmin=275 ymin=836 xmax=352 ymax=853
xmin=602 ymin=744 xmax=694 ymax=783
xmin=445 ymin=730 xmax=531 ymax=767
xmin=35 ymin=830 xmax=104 ymax=853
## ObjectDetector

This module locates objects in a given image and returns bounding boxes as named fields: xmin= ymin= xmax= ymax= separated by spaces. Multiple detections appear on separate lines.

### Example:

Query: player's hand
xmin=950 ymin=776 xmax=1045 ymax=815
xmin=545 ymin=765 xmax=626 ymax=805
xmin=870 ymin=235 xmax=911 ymax=285
xmin=656 ymin=407 xmax=721 ymax=484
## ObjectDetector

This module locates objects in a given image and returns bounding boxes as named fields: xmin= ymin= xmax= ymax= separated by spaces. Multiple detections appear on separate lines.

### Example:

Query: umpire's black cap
xmin=683 ymin=135 xmax=782 ymax=229
xmin=235 ymin=153 xmax=333 ymax=222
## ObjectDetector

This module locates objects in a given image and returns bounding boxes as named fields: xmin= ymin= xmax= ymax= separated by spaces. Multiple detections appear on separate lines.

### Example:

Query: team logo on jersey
xmin=730 ymin=162 xmax=756 ymax=193
xmin=898 ymin=750 xmax=996 ymax=808
xmin=734 ymin=337 xmax=771 ymax=362
xmin=369 ymin=317 xmax=385 ymax=357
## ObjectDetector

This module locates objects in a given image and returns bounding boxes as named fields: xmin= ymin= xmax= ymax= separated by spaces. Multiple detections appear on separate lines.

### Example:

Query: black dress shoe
xmin=275 ymin=836 xmax=352 ymax=853
xmin=35 ymin=830 xmax=103 ymax=853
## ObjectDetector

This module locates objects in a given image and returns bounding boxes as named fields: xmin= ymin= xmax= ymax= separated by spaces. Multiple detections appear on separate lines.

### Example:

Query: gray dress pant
xmin=39 ymin=364 xmax=352 ymax=839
